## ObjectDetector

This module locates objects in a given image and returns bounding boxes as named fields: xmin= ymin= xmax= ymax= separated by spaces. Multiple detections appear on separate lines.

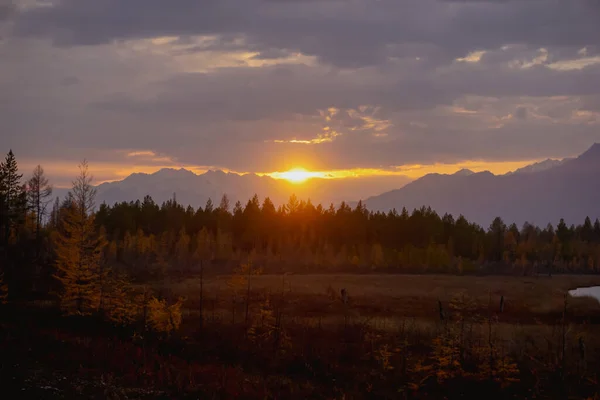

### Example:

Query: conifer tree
xmin=147 ymin=296 xmax=183 ymax=335
xmin=102 ymin=270 xmax=139 ymax=325
xmin=371 ymin=242 xmax=385 ymax=268
xmin=175 ymin=227 xmax=191 ymax=270
xmin=218 ymin=193 xmax=230 ymax=213
xmin=27 ymin=165 xmax=52 ymax=244
xmin=204 ymin=198 xmax=214 ymax=213
xmin=26 ymin=165 xmax=52 ymax=271
xmin=53 ymin=160 xmax=107 ymax=315
xmin=216 ymin=229 xmax=233 ymax=261
xmin=0 ymin=150 xmax=26 ymax=245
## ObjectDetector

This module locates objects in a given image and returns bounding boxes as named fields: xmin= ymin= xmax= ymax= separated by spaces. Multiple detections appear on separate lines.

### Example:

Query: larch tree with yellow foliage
xmin=53 ymin=160 xmax=107 ymax=315
xmin=147 ymin=296 xmax=184 ymax=336
xmin=102 ymin=270 xmax=141 ymax=326
xmin=227 ymin=252 xmax=262 ymax=326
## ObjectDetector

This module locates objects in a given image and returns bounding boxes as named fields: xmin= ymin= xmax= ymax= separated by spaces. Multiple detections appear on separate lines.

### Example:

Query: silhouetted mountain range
xmin=52 ymin=144 xmax=599 ymax=226
xmin=505 ymin=158 xmax=570 ymax=175
xmin=363 ymin=144 xmax=600 ymax=227
xmin=53 ymin=168 xmax=411 ymax=211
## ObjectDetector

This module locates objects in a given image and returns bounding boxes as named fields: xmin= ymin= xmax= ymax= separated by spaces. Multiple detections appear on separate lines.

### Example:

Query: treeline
xmin=92 ymin=194 xmax=600 ymax=278
xmin=2 ymin=150 xmax=600 ymax=300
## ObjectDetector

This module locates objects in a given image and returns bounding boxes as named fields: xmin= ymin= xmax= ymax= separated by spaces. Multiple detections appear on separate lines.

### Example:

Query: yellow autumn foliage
xmin=147 ymin=296 xmax=184 ymax=334
xmin=227 ymin=258 xmax=262 ymax=298
xmin=53 ymin=201 xmax=107 ymax=315
xmin=102 ymin=271 xmax=140 ymax=326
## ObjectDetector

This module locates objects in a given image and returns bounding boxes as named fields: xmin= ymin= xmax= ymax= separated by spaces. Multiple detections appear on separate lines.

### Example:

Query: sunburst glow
xmin=271 ymin=168 xmax=325 ymax=183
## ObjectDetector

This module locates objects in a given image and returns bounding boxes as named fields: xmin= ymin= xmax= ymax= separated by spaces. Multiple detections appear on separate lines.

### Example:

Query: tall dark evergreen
xmin=0 ymin=150 xmax=26 ymax=246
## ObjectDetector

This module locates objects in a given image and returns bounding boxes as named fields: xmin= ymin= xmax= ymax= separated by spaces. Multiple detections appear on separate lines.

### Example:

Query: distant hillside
xmin=505 ymin=158 xmax=569 ymax=175
xmin=363 ymin=144 xmax=600 ymax=227
xmin=53 ymin=168 xmax=412 ymax=210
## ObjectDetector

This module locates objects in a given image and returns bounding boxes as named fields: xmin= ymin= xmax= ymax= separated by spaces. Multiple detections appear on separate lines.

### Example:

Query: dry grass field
xmin=5 ymin=274 xmax=600 ymax=399
xmin=165 ymin=274 xmax=600 ymax=325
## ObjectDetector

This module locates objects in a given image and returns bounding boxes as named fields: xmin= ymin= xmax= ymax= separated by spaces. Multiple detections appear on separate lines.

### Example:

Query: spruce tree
xmin=0 ymin=150 xmax=26 ymax=245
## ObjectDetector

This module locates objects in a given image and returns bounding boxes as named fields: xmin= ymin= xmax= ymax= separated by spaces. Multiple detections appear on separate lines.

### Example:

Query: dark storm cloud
xmin=13 ymin=0 xmax=600 ymax=67
xmin=92 ymin=64 xmax=455 ymax=123
xmin=93 ymin=58 xmax=600 ymax=127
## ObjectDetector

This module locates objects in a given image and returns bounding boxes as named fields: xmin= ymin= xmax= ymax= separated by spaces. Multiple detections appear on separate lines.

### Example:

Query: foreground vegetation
xmin=3 ymin=274 xmax=600 ymax=399
xmin=1 ymin=151 xmax=600 ymax=398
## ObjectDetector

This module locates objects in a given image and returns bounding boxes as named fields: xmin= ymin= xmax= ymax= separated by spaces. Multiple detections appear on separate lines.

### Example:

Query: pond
xmin=568 ymin=286 xmax=600 ymax=304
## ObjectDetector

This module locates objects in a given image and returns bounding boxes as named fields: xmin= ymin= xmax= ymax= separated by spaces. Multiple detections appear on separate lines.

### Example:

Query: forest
xmin=4 ymin=149 xmax=600 ymax=296
xmin=1 ymin=149 xmax=600 ymax=399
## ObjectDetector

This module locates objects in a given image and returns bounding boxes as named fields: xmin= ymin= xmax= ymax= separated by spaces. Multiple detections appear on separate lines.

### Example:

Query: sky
xmin=2 ymin=0 xmax=600 ymax=188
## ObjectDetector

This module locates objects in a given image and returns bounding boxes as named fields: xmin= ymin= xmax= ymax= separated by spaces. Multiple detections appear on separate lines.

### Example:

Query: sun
xmin=276 ymin=167 xmax=319 ymax=184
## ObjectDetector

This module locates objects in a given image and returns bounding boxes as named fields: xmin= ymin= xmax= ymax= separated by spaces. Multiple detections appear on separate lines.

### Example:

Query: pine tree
xmin=218 ymin=193 xmax=230 ymax=213
xmin=53 ymin=160 xmax=107 ymax=315
xmin=204 ymin=198 xmax=214 ymax=213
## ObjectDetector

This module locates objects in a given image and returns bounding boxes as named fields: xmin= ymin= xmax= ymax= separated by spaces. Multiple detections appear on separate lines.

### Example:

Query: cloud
xmin=2 ymin=0 xmax=600 ymax=182
xmin=60 ymin=76 xmax=80 ymax=86
xmin=126 ymin=150 xmax=157 ymax=158
xmin=514 ymin=106 xmax=528 ymax=120
xmin=0 ymin=1 xmax=15 ymax=22
xmin=12 ymin=0 xmax=600 ymax=66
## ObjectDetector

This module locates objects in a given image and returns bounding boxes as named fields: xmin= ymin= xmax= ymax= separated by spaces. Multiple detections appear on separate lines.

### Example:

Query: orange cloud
xmin=126 ymin=150 xmax=157 ymax=157
xmin=271 ymin=131 xmax=341 ymax=144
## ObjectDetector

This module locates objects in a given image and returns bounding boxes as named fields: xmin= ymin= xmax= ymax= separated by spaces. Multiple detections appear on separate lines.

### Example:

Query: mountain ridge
xmin=52 ymin=144 xmax=599 ymax=226
xmin=505 ymin=158 xmax=569 ymax=175
xmin=54 ymin=167 xmax=413 ymax=211
xmin=363 ymin=143 xmax=600 ymax=226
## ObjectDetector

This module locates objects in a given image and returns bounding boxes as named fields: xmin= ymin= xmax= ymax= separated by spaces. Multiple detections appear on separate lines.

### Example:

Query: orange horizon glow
xmin=264 ymin=158 xmax=552 ymax=183
xmin=21 ymin=157 xmax=561 ymax=189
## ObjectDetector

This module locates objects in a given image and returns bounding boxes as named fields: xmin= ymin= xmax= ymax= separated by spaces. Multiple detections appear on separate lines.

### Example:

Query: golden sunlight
xmin=271 ymin=167 xmax=325 ymax=184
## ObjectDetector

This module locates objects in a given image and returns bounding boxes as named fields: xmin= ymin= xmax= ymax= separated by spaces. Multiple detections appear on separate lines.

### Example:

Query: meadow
xmin=4 ymin=273 xmax=600 ymax=399
xmin=167 ymin=273 xmax=600 ymax=325
xmin=137 ymin=273 xmax=600 ymax=398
